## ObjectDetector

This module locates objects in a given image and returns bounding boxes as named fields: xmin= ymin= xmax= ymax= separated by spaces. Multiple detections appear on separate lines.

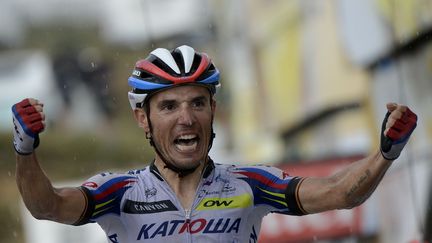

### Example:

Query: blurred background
xmin=0 ymin=0 xmax=431 ymax=242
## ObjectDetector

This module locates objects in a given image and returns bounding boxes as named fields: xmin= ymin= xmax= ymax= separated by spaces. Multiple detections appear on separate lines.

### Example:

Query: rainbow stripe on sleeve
xmin=87 ymin=176 xmax=137 ymax=220
xmin=233 ymin=167 xmax=291 ymax=212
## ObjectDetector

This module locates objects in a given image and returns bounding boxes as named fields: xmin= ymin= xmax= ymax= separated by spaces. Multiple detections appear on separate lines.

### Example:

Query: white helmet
xmin=128 ymin=45 xmax=220 ymax=109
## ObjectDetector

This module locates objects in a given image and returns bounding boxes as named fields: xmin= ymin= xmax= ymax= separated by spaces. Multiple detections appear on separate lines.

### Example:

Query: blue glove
xmin=380 ymin=104 xmax=417 ymax=160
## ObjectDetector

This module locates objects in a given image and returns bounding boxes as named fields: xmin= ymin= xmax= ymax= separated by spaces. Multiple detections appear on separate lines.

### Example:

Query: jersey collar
xmin=150 ymin=158 xmax=215 ymax=181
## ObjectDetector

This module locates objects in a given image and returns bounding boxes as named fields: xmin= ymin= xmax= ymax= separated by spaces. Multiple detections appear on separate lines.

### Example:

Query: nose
xmin=178 ymin=106 xmax=195 ymax=126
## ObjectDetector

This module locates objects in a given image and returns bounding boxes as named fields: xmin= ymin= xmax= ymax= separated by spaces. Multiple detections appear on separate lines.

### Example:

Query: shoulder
xmin=77 ymin=170 xmax=144 ymax=224
xmin=81 ymin=170 xmax=142 ymax=191
xmin=223 ymin=164 xmax=290 ymax=180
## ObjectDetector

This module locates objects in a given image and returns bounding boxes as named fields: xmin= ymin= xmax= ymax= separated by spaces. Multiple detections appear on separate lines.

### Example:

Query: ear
xmin=210 ymin=97 xmax=217 ymax=117
xmin=133 ymin=108 xmax=150 ymax=133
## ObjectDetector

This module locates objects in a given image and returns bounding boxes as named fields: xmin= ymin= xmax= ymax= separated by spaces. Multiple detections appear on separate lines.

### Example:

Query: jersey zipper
xmin=184 ymin=209 xmax=192 ymax=242
xmin=153 ymin=165 xmax=210 ymax=242
xmin=184 ymin=171 xmax=211 ymax=242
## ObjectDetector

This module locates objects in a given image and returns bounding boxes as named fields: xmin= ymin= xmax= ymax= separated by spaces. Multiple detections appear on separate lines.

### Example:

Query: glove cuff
xmin=13 ymin=134 xmax=39 ymax=155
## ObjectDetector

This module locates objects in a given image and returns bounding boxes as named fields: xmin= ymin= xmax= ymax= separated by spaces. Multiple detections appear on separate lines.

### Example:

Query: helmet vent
xmin=152 ymin=58 xmax=180 ymax=76
xmin=150 ymin=48 xmax=181 ymax=74
xmin=172 ymin=51 xmax=186 ymax=74
xmin=189 ymin=54 xmax=202 ymax=74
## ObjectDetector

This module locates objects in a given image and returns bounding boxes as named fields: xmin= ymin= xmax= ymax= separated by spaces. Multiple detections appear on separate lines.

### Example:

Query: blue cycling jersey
xmin=76 ymin=160 xmax=306 ymax=243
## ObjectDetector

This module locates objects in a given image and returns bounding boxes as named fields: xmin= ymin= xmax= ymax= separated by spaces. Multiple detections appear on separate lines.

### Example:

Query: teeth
xmin=178 ymin=134 xmax=196 ymax=140
xmin=174 ymin=134 xmax=198 ymax=152
xmin=175 ymin=141 xmax=198 ymax=152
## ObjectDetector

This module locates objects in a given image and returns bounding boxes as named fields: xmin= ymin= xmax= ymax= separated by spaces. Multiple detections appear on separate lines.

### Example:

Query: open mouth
xmin=174 ymin=134 xmax=200 ymax=152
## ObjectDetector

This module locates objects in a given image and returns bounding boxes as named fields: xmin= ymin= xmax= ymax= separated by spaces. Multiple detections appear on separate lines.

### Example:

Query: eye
xmin=163 ymin=103 xmax=175 ymax=111
xmin=159 ymin=101 xmax=177 ymax=111
xmin=191 ymin=97 xmax=207 ymax=109
xmin=192 ymin=99 xmax=205 ymax=108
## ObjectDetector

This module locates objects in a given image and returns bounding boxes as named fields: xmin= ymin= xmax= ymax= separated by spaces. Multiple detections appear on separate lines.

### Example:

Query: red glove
xmin=380 ymin=104 xmax=417 ymax=160
xmin=12 ymin=99 xmax=45 ymax=155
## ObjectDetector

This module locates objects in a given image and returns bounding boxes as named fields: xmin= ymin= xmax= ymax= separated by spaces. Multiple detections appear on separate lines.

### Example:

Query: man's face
xmin=136 ymin=85 xmax=216 ymax=170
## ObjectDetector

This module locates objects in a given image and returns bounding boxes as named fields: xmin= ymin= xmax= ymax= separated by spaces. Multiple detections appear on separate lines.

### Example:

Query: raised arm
xmin=13 ymin=98 xmax=86 ymax=224
xmin=297 ymin=103 xmax=417 ymax=214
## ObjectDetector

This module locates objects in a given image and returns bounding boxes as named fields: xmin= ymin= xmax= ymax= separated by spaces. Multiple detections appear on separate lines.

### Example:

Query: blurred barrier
xmin=0 ymin=50 xmax=62 ymax=131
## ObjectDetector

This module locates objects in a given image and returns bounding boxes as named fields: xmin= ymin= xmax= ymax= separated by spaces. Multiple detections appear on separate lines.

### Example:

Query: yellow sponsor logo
xmin=197 ymin=194 xmax=252 ymax=210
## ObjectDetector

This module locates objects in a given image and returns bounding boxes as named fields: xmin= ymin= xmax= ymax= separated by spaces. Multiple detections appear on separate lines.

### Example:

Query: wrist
xmin=378 ymin=150 xmax=395 ymax=162
xmin=15 ymin=149 xmax=34 ymax=156
xmin=16 ymin=151 xmax=38 ymax=165
xmin=13 ymin=143 xmax=35 ymax=156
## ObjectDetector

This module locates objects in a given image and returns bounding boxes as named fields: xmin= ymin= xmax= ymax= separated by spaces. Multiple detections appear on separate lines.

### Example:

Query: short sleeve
xmin=73 ymin=172 xmax=138 ymax=225
xmin=232 ymin=165 xmax=307 ymax=216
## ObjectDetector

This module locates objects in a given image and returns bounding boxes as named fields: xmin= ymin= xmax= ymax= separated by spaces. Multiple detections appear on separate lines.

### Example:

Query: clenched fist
xmin=12 ymin=98 xmax=45 ymax=155
xmin=380 ymin=103 xmax=417 ymax=160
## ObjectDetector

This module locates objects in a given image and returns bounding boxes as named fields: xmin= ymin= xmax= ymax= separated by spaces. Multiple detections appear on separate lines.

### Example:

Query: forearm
xmin=16 ymin=152 xmax=59 ymax=219
xmin=299 ymin=150 xmax=393 ymax=213
xmin=337 ymin=150 xmax=392 ymax=208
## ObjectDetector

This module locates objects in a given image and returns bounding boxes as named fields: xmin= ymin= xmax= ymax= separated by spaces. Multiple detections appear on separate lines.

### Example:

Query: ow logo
xmin=203 ymin=200 xmax=233 ymax=207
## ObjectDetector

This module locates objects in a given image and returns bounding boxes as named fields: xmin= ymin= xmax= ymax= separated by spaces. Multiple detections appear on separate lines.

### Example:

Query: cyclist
xmin=13 ymin=45 xmax=417 ymax=242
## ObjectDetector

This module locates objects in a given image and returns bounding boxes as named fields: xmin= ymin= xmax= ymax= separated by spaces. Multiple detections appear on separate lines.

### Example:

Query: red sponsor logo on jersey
xmin=137 ymin=217 xmax=241 ymax=240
